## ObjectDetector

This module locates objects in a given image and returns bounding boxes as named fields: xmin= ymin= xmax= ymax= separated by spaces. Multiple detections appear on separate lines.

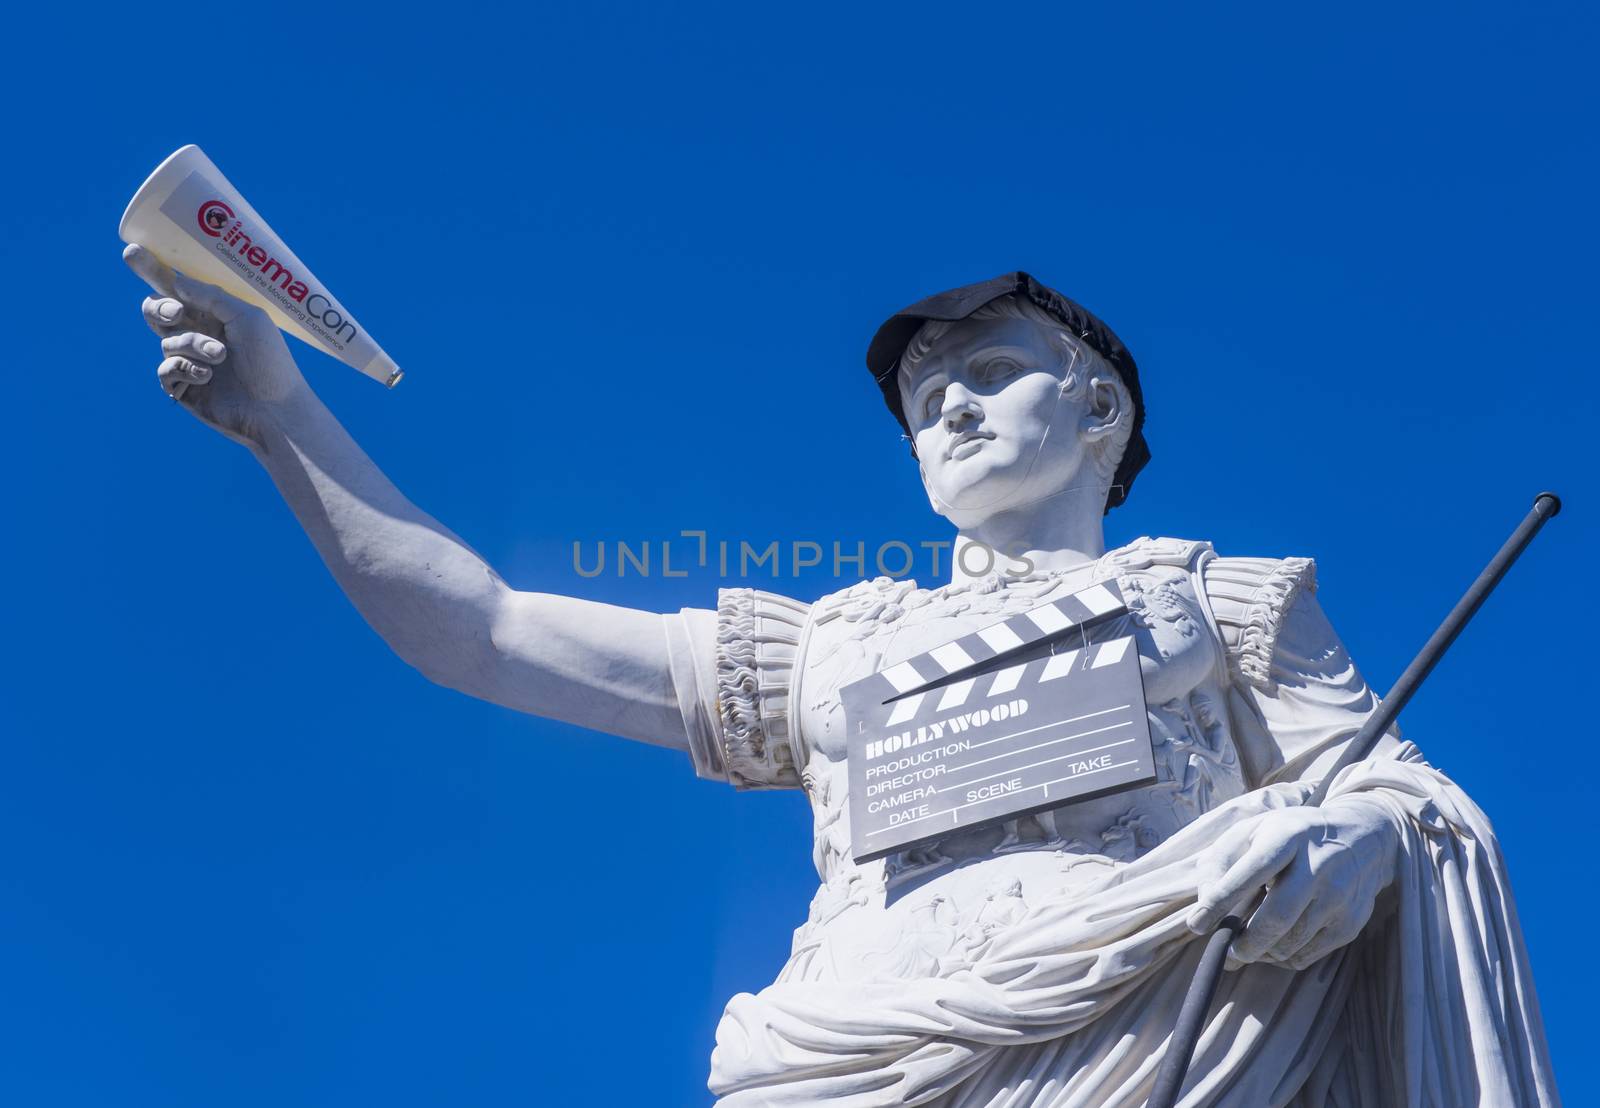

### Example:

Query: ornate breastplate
xmin=793 ymin=538 xmax=1248 ymax=890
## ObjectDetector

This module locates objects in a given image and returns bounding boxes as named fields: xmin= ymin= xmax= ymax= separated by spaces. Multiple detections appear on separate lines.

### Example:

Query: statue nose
xmin=942 ymin=384 xmax=982 ymax=430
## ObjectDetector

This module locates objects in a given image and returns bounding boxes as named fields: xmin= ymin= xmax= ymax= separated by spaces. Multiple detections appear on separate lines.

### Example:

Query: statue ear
xmin=1080 ymin=374 xmax=1128 ymax=446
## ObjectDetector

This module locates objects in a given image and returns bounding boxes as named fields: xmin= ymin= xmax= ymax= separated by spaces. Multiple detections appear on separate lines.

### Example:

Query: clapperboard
xmin=843 ymin=580 xmax=1155 ymax=862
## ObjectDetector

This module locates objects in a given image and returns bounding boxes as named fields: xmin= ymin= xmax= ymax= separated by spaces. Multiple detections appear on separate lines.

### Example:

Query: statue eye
xmin=976 ymin=358 xmax=1019 ymax=384
xmin=922 ymin=388 xmax=946 ymax=420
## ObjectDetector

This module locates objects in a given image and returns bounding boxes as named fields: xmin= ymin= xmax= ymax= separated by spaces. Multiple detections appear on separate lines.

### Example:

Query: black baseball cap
xmin=866 ymin=271 xmax=1150 ymax=511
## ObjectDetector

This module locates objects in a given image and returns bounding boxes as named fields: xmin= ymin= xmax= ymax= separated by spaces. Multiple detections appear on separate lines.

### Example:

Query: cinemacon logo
xmin=197 ymin=199 xmax=235 ymax=236
xmin=192 ymin=199 xmax=358 ymax=343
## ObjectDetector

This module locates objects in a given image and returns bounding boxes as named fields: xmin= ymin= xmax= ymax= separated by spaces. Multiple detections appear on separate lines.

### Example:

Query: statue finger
xmin=1261 ymin=913 xmax=1321 ymax=967
xmin=172 ymin=272 xmax=248 ymax=324
xmin=1282 ymin=921 xmax=1358 ymax=972
xmin=159 ymin=356 xmax=212 ymax=394
xmin=1208 ymin=822 xmax=1256 ymax=866
xmin=1189 ymin=823 xmax=1255 ymax=896
xmin=162 ymin=332 xmax=229 ymax=365
xmin=1288 ymin=902 xmax=1375 ymax=970
xmin=125 ymin=243 xmax=179 ymax=298
xmin=143 ymin=296 xmax=188 ymax=335
xmin=1228 ymin=869 xmax=1317 ymax=966
xmin=1187 ymin=834 xmax=1298 ymax=934
xmin=126 ymin=243 xmax=245 ymax=326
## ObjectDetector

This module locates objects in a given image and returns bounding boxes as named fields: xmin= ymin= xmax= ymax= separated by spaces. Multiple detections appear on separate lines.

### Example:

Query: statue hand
xmin=125 ymin=244 xmax=309 ymax=448
xmin=1186 ymin=798 xmax=1401 ymax=971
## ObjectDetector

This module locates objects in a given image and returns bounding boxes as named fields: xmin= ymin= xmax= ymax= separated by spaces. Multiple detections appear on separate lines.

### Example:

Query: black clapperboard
xmin=843 ymin=580 xmax=1155 ymax=862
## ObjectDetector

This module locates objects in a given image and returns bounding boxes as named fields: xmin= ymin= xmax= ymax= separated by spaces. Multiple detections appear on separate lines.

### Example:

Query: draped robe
xmin=661 ymin=537 xmax=1559 ymax=1106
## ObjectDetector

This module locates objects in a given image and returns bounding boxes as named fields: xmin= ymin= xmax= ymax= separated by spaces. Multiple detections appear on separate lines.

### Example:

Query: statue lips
xmin=948 ymin=431 xmax=995 ymax=461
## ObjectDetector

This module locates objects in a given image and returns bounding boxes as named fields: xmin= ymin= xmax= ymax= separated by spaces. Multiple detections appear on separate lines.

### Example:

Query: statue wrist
xmin=245 ymin=383 xmax=325 ymax=458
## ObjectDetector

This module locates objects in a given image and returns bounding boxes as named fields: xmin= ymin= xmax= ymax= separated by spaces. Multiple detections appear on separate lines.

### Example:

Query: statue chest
xmin=793 ymin=558 xmax=1248 ymax=888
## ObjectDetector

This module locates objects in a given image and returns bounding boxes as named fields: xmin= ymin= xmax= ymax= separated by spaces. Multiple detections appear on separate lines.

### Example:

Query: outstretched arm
xmin=125 ymin=245 xmax=690 ymax=750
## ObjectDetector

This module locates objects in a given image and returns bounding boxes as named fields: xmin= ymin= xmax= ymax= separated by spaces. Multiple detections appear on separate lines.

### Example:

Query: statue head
xmin=866 ymin=274 xmax=1150 ymax=533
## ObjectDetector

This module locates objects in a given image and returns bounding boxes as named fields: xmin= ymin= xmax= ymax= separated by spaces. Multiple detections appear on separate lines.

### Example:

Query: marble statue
xmin=125 ymin=249 xmax=1559 ymax=1106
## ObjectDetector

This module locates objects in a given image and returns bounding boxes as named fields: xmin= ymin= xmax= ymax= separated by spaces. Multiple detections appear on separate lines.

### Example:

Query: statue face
xmin=900 ymin=315 xmax=1098 ymax=528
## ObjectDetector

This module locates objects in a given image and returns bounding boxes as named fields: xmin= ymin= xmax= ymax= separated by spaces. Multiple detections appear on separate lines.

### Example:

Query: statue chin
xmin=931 ymin=466 xmax=1092 ymax=530
xmin=931 ymin=485 xmax=1014 ymax=529
xmin=928 ymin=458 xmax=1026 ymax=520
xmin=925 ymin=429 xmax=1109 ymax=532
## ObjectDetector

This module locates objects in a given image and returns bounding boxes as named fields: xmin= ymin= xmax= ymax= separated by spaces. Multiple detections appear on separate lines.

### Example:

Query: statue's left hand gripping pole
xmin=1145 ymin=492 xmax=1563 ymax=1108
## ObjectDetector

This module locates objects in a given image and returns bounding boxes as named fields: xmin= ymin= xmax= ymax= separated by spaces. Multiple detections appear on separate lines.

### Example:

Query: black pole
xmin=1146 ymin=493 xmax=1562 ymax=1108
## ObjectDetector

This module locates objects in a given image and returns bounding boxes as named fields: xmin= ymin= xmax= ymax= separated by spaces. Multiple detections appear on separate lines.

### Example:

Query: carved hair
xmin=897 ymin=294 xmax=1135 ymax=489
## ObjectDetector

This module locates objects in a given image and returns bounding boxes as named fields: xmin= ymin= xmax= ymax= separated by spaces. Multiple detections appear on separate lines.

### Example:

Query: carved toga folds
xmin=660 ymin=537 xmax=1558 ymax=1107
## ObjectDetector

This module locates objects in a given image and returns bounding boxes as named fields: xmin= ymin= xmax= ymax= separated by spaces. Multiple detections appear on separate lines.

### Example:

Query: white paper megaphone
xmin=120 ymin=144 xmax=402 ymax=387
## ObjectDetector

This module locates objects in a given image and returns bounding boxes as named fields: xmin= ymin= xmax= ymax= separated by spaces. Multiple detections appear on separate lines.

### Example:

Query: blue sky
xmin=2 ymin=3 xmax=1595 ymax=1104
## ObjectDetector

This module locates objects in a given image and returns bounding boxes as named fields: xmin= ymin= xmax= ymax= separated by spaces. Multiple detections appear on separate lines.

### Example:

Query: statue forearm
xmin=250 ymin=388 xmax=507 ymax=688
xmin=248 ymin=391 xmax=690 ymax=749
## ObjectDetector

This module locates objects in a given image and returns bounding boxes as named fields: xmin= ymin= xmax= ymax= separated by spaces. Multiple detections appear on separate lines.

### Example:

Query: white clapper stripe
xmin=885 ymin=692 xmax=925 ymax=726
xmin=987 ymin=661 xmax=1028 ymax=697
xmin=1077 ymin=583 xmax=1121 ymax=615
xmin=936 ymin=678 xmax=977 ymax=711
xmin=977 ymin=623 xmax=1025 ymax=653
xmin=1040 ymin=649 xmax=1082 ymax=682
xmin=929 ymin=641 xmax=975 ymax=673
xmin=1025 ymin=603 xmax=1072 ymax=634
xmin=1090 ymin=637 xmax=1132 ymax=668
xmin=880 ymin=661 xmax=926 ymax=694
